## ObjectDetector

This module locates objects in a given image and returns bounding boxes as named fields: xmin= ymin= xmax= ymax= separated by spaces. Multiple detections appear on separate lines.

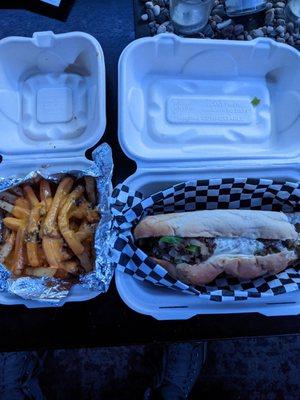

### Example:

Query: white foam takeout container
xmin=116 ymin=34 xmax=300 ymax=320
xmin=0 ymin=31 xmax=106 ymax=307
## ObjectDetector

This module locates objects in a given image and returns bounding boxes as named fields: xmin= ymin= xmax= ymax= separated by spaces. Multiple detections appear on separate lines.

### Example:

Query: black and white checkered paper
xmin=111 ymin=178 xmax=300 ymax=301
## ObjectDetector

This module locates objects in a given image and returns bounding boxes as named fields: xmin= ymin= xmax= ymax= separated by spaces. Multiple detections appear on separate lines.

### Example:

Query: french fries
xmin=84 ymin=176 xmax=97 ymax=205
xmin=3 ymin=217 xmax=24 ymax=231
xmin=23 ymin=185 xmax=39 ymax=207
xmin=0 ymin=200 xmax=29 ymax=219
xmin=13 ymin=226 xmax=26 ymax=276
xmin=42 ymin=237 xmax=67 ymax=268
xmin=0 ymin=176 xmax=100 ymax=279
xmin=39 ymin=179 xmax=52 ymax=212
xmin=26 ymin=202 xmax=43 ymax=267
xmin=76 ymin=221 xmax=95 ymax=242
xmin=15 ymin=197 xmax=30 ymax=210
xmin=25 ymin=266 xmax=57 ymax=278
xmin=0 ymin=231 xmax=16 ymax=263
xmin=58 ymin=185 xmax=86 ymax=256
xmin=43 ymin=177 xmax=74 ymax=238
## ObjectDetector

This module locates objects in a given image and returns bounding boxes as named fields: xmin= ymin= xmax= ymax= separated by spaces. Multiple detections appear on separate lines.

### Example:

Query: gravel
xmin=202 ymin=23 xmax=214 ymax=38
xmin=234 ymin=24 xmax=244 ymax=35
xmin=156 ymin=8 xmax=169 ymax=23
xmin=211 ymin=4 xmax=226 ymax=19
xmin=146 ymin=8 xmax=155 ymax=21
xmin=213 ymin=14 xmax=223 ymax=23
xmin=266 ymin=2 xmax=273 ymax=10
xmin=139 ymin=0 xmax=300 ymax=49
xmin=252 ymin=28 xmax=265 ymax=38
xmin=287 ymin=22 xmax=294 ymax=33
xmin=277 ymin=18 xmax=286 ymax=26
xmin=216 ymin=19 xmax=232 ymax=30
xmin=157 ymin=24 xmax=167 ymax=33
xmin=166 ymin=23 xmax=174 ymax=32
xmin=265 ymin=8 xmax=275 ymax=24
xmin=152 ymin=4 xmax=161 ymax=16
xmin=275 ymin=25 xmax=286 ymax=34
xmin=145 ymin=1 xmax=153 ymax=9
xmin=275 ymin=7 xmax=285 ymax=17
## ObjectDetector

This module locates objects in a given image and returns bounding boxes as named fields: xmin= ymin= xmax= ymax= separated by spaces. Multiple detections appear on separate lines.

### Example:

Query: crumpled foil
xmin=0 ymin=143 xmax=114 ymax=305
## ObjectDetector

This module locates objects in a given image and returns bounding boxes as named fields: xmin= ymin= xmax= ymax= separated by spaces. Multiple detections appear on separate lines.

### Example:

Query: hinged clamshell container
xmin=0 ymin=31 xmax=106 ymax=307
xmin=116 ymin=34 xmax=300 ymax=320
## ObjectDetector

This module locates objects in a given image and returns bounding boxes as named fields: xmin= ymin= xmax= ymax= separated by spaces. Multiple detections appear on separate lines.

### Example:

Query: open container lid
xmin=118 ymin=34 xmax=300 ymax=168
xmin=0 ymin=31 xmax=106 ymax=164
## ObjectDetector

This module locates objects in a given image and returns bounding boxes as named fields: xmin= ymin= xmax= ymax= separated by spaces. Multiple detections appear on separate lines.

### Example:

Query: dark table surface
xmin=0 ymin=0 xmax=299 ymax=352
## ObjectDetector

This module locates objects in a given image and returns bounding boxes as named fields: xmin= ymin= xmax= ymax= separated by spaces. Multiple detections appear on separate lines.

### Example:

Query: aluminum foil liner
xmin=0 ymin=143 xmax=113 ymax=304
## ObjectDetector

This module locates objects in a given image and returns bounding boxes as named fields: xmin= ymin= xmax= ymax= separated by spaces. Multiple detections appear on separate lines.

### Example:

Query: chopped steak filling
xmin=138 ymin=237 xmax=215 ymax=265
xmin=138 ymin=236 xmax=298 ymax=265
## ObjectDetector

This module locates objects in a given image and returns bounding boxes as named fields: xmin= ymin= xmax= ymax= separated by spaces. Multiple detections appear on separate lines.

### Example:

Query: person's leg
xmin=0 ymin=351 xmax=45 ymax=400
xmin=145 ymin=342 xmax=207 ymax=400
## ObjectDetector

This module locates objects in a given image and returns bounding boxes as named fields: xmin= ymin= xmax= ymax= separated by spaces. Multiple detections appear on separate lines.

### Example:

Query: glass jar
xmin=225 ymin=0 xmax=267 ymax=17
xmin=170 ymin=0 xmax=214 ymax=35
xmin=285 ymin=0 xmax=300 ymax=23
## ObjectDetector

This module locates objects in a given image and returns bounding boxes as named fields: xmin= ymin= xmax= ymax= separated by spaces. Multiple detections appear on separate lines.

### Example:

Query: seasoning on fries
xmin=0 ymin=176 xmax=99 ymax=279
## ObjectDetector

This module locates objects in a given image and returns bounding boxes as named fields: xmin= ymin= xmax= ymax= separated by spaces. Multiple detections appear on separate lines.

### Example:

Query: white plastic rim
xmin=117 ymin=35 xmax=300 ymax=319
xmin=115 ymin=271 xmax=300 ymax=320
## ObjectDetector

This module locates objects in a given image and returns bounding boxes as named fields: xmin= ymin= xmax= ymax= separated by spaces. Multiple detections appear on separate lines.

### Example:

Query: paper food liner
xmin=111 ymin=178 xmax=300 ymax=301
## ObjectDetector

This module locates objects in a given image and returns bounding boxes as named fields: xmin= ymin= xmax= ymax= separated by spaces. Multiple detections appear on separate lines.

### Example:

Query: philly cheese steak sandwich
xmin=134 ymin=210 xmax=300 ymax=285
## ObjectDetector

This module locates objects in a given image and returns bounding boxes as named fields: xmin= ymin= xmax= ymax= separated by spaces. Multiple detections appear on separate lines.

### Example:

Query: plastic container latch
xmin=33 ymin=31 xmax=55 ymax=48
